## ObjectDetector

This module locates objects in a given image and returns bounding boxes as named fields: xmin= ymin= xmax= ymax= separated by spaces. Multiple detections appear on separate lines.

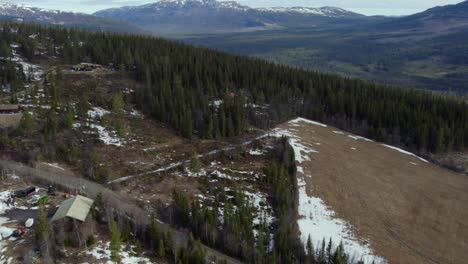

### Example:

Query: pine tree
xmin=135 ymin=240 xmax=143 ymax=256
xmin=158 ymin=238 xmax=165 ymax=258
xmin=112 ymin=91 xmax=125 ymax=113
xmin=19 ymin=110 xmax=34 ymax=134
xmin=121 ymin=221 xmax=130 ymax=243
xmin=165 ymin=229 xmax=174 ymax=257
xmin=307 ymin=234 xmax=315 ymax=263
xmin=110 ymin=220 xmax=121 ymax=262
xmin=65 ymin=105 xmax=74 ymax=129
xmin=35 ymin=202 xmax=49 ymax=240
xmin=190 ymin=152 xmax=202 ymax=173
xmin=149 ymin=213 xmax=160 ymax=249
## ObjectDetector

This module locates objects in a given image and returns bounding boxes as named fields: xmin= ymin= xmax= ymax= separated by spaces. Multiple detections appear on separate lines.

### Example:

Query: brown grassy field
xmin=277 ymin=119 xmax=468 ymax=264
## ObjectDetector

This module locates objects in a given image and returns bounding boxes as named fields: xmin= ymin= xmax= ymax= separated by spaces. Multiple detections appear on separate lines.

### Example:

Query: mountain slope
xmin=380 ymin=0 xmax=468 ymax=34
xmin=94 ymin=0 xmax=368 ymax=36
xmin=185 ymin=1 xmax=468 ymax=92
xmin=0 ymin=2 xmax=144 ymax=33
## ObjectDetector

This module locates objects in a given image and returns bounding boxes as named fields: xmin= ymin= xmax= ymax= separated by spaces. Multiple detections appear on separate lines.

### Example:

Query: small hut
xmin=51 ymin=195 xmax=95 ymax=247
xmin=51 ymin=195 xmax=94 ymax=222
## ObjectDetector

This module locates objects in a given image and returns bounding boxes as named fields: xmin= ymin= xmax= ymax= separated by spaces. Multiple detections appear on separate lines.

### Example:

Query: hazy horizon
xmin=3 ymin=0 xmax=465 ymax=16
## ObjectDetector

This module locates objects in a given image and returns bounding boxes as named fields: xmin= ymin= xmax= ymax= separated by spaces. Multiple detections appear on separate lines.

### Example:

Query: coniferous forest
xmin=1 ymin=21 xmax=467 ymax=156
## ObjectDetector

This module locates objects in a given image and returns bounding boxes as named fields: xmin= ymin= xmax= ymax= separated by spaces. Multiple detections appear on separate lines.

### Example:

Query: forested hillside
xmin=1 ymin=21 xmax=467 ymax=156
xmin=185 ymin=1 xmax=468 ymax=93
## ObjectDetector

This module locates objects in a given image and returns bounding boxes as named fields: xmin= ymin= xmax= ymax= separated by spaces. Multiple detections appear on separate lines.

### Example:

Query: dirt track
xmin=278 ymin=119 xmax=468 ymax=264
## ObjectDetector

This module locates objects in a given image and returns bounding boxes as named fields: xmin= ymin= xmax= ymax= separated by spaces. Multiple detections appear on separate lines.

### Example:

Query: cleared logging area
xmin=277 ymin=119 xmax=468 ymax=264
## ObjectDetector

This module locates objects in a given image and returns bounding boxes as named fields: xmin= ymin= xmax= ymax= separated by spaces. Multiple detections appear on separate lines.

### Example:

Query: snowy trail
xmin=274 ymin=118 xmax=387 ymax=264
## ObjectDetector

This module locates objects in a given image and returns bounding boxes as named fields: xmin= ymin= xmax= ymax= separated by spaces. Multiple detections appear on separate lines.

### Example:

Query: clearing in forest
xmin=275 ymin=118 xmax=468 ymax=264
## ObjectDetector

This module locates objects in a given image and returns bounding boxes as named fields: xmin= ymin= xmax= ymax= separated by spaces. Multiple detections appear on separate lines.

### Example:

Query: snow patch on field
xmin=83 ymin=241 xmax=152 ymax=264
xmin=348 ymin=135 xmax=373 ymax=142
xmin=289 ymin=117 xmax=328 ymax=128
xmin=279 ymin=117 xmax=386 ymax=264
xmin=382 ymin=144 xmax=428 ymax=163
xmin=272 ymin=126 xmax=318 ymax=163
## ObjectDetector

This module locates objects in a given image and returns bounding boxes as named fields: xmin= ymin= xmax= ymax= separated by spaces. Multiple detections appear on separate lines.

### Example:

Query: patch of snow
xmin=0 ymin=191 xmax=16 ymax=263
xmin=348 ymin=135 xmax=373 ymax=142
xmin=271 ymin=127 xmax=318 ymax=163
xmin=8 ymin=44 xmax=43 ymax=81
xmin=7 ymin=174 xmax=19 ymax=180
xmin=74 ymin=106 xmax=123 ymax=146
xmin=289 ymin=117 xmax=328 ymax=128
xmin=90 ymin=124 xmax=123 ymax=146
xmin=333 ymin=130 xmax=345 ymax=135
xmin=129 ymin=109 xmax=142 ymax=117
xmin=382 ymin=144 xmax=428 ymax=163
xmin=43 ymin=162 xmax=65 ymax=171
xmin=297 ymin=177 xmax=385 ymax=263
xmin=84 ymin=241 xmax=152 ymax=264
xmin=244 ymin=190 xmax=274 ymax=226
xmin=87 ymin=107 xmax=110 ymax=119
xmin=209 ymin=99 xmax=223 ymax=108
xmin=249 ymin=149 xmax=264 ymax=156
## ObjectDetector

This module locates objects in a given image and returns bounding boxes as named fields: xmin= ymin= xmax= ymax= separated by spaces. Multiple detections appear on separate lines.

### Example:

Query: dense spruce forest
xmin=1 ymin=21 xmax=467 ymax=155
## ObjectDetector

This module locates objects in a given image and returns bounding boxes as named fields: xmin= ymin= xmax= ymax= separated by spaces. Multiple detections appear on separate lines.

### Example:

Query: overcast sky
xmin=5 ymin=0 xmax=465 ymax=15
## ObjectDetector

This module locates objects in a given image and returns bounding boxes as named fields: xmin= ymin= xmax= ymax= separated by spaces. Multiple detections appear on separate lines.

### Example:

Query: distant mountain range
xmin=94 ymin=0 xmax=369 ymax=36
xmin=0 ymin=2 xmax=144 ymax=33
xmin=1 ymin=0 xmax=468 ymax=92
xmin=182 ymin=0 xmax=468 ymax=93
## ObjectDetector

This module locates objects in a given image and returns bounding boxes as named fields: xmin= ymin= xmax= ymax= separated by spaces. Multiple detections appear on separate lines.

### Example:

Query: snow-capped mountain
xmin=0 ymin=2 xmax=61 ymax=18
xmin=94 ymin=0 xmax=366 ymax=36
xmin=258 ymin=6 xmax=357 ymax=17
xmin=0 ymin=2 xmax=144 ymax=33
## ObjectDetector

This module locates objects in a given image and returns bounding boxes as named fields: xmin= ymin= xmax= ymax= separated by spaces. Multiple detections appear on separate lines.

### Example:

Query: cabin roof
xmin=51 ymin=195 xmax=94 ymax=222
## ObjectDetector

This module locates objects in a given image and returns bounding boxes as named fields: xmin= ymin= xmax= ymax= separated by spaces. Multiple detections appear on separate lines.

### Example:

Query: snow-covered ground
xmin=382 ymin=144 xmax=428 ymax=163
xmin=87 ymin=107 xmax=110 ymax=119
xmin=274 ymin=117 xmax=386 ymax=264
xmin=9 ymin=43 xmax=44 ymax=81
xmin=244 ymin=190 xmax=274 ymax=226
xmin=73 ymin=106 xmax=124 ymax=147
xmin=249 ymin=149 xmax=265 ymax=156
xmin=0 ymin=191 xmax=17 ymax=264
xmin=81 ymin=241 xmax=152 ymax=264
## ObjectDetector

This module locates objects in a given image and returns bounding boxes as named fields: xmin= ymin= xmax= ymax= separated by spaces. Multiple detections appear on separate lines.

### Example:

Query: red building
xmin=0 ymin=104 xmax=21 ymax=114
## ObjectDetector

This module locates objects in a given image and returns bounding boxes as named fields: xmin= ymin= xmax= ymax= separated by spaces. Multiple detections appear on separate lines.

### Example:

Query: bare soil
xmin=278 ymin=120 xmax=468 ymax=264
